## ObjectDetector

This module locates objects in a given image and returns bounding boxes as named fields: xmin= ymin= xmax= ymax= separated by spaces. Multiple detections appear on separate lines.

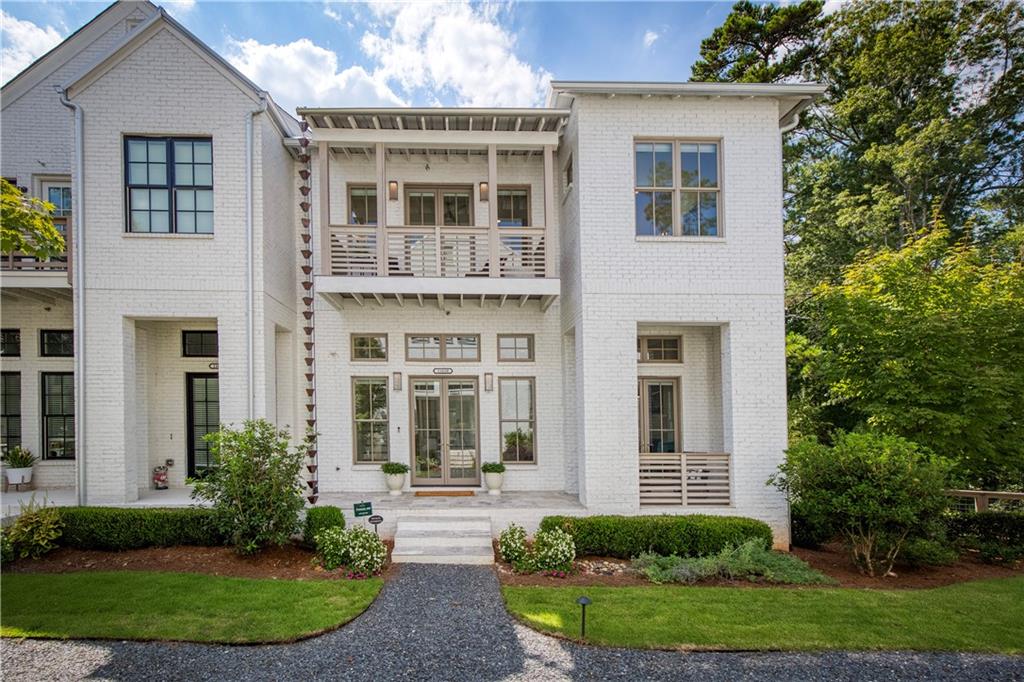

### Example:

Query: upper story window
xmin=40 ymin=330 xmax=73 ymax=357
xmin=352 ymin=334 xmax=387 ymax=361
xmin=406 ymin=186 xmax=472 ymax=226
xmin=635 ymin=140 xmax=720 ymax=238
xmin=406 ymin=334 xmax=480 ymax=362
xmin=1 ymin=329 xmax=20 ymax=357
xmin=638 ymin=336 xmax=682 ymax=363
xmin=126 ymin=137 xmax=213 ymax=234
xmin=43 ymin=183 xmax=72 ymax=218
xmin=498 ymin=334 xmax=534 ymax=362
xmin=182 ymin=331 xmax=218 ymax=357
xmin=497 ymin=188 xmax=530 ymax=227
xmin=349 ymin=186 xmax=377 ymax=225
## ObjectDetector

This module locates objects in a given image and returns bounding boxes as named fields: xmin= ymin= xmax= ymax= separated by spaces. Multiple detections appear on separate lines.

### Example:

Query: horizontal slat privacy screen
xmin=639 ymin=452 xmax=731 ymax=506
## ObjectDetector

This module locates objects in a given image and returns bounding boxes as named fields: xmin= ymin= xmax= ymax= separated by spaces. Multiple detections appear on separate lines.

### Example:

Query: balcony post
xmin=488 ymin=144 xmax=499 ymax=277
xmin=543 ymin=144 xmax=556 ymax=278
xmin=318 ymin=142 xmax=330 ymax=275
xmin=375 ymin=142 xmax=387 ymax=276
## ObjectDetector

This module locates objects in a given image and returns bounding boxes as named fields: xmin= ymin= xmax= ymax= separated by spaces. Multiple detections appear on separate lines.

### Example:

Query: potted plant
xmin=2 ymin=447 xmax=38 ymax=489
xmin=481 ymin=461 xmax=506 ymax=495
xmin=381 ymin=461 xmax=409 ymax=496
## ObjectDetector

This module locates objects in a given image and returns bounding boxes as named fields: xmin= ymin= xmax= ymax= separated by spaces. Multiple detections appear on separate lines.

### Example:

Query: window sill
xmin=500 ymin=462 xmax=538 ymax=467
xmin=635 ymin=236 xmax=726 ymax=243
xmin=352 ymin=463 xmax=388 ymax=470
xmin=38 ymin=459 xmax=75 ymax=466
xmin=122 ymin=233 xmax=214 ymax=240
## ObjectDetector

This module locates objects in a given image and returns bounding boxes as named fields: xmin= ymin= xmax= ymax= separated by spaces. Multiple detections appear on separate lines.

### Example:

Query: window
xmin=42 ymin=372 xmax=74 ymax=459
xmin=349 ymin=186 xmax=377 ymax=225
xmin=353 ymin=377 xmax=389 ymax=463
xmin=126 ymin=137 xmax=213 ymax=233
xmin=499 ymin=377 xmax=535 ymax=463
xmin=639 ymin=378 xmax=678 ymax=453
xmin=498 ymin=334 xmax=534 ymax=362
xmin=635 ymin=140 xmax=720 ymax=237
xmin=1 ymin=372 xmax=20 ymax=451
xmin=352 ymin=334 xmax=387 ymax=361
xmin=638 ymin=336 xmax=682 ymax=363
xmin=182 ymin=331 xmax=218 ymax=357
xmin=40 ymin=330 xmax=73 ymax=357
xmin=497 ymin=188 xmax=530 ymax=227
xmin=405 ymin=334 xmax=480 ymax=361
xmin=1 ymin=329 xmax=20 ymax=357
xmin=43 ymin=183 xmax=72 ymax=217
xmin=406 ymin=186 xmax=473 ymax=226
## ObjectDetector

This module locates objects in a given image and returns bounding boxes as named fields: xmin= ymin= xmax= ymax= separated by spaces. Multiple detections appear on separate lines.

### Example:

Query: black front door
xmin=186 ymin=373 xmax=219 ymax=477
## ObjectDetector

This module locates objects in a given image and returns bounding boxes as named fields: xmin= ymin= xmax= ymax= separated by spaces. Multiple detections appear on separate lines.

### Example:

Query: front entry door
xmin=186 ymin=373 xmax=219 ymax=477
xmin=638 ymin=378 xmax=680 ymax=453
xmin=411 ymin=378 xmax=480 ymax=485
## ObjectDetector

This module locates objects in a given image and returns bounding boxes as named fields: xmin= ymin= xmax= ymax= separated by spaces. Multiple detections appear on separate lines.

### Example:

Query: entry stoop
xmin=392 ymin=515 xmax=494 ymax=565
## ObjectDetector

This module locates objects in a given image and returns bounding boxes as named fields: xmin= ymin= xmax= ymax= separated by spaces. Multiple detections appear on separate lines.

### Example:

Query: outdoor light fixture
xmin=479 ymin=181 xmax=489 ymax=202
xmin=392 ymin=372 xmax=402 ymax=391
xmin=388 ymin=180 xmax=399 ymax=201
xmin=484 ymin=372 xmax=494 ymax=392
xmin=577 ymin=596 xmax=591 ymax=639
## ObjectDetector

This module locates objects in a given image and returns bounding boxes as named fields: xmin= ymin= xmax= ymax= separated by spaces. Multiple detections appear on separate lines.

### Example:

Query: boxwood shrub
xmin=539 ymin=514 xmax=773 ymax=559
xmin=946 ymin=511 xmax=1024 ymax=564
xmin=303 ymin=505 xmax=345 ymax=547
xmin=59 ymin=507 xmax=225 ymax=550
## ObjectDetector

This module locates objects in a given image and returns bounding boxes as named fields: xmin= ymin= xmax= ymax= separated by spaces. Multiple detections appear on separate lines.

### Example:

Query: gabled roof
xmin=547 ymin=81 xmax=826 ymax=128
xmin=1 ymin=1 xmax=158 ymax=109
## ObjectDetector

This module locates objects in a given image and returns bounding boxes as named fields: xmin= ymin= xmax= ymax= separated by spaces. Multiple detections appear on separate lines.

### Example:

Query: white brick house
xmin=1 ymin=2 xmax=823 ymax=547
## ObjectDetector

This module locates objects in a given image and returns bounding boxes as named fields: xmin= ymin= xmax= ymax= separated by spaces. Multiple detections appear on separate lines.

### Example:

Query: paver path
xmin=3 ymin=565 xmax=1022 ymax=681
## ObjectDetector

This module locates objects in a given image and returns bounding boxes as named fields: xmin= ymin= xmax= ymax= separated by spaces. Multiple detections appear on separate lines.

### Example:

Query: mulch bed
xmin=494 ymin=540 xmax=1023 ymax=589
xmin=5 ymin=540 xmax=397 ymax=582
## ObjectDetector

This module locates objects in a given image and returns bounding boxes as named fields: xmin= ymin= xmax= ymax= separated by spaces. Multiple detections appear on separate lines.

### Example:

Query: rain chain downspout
xmin=245 ymin=93 xmax=269 ymax=419
xmin=58 ymin=86 xmax=87 ymax=506
xmin=297 ymin=122 xmax=319 ymax=504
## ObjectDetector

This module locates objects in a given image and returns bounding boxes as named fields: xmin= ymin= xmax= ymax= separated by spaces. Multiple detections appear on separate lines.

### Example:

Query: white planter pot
xmin=5 ymin=467 xmax=33 ymax=486
xmin=484 ymin=472 xmax=504 ymax=495
xmin=385 ymin=473 xmax=406 ymax=496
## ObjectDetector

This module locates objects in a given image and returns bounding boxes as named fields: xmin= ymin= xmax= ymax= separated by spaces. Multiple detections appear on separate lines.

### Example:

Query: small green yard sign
xmin=353 ymin=501 xmax=372 ymax=518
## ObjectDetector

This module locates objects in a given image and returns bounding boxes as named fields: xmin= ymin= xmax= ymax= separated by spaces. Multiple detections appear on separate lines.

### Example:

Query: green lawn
xmin=1 ymin=571 xmax=382 ymax=643
xmin=503 ymin=577 xmax=1024 ymax=653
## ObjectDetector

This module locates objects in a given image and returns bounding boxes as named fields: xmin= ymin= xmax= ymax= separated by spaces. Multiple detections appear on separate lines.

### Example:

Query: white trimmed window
xmin=635 ymin=140 xmax=720 ymax=237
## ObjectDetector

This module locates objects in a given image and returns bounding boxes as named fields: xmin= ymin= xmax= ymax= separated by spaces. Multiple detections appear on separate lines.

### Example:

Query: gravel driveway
xmin=3 ymin=565 xmax=1021 ymax=681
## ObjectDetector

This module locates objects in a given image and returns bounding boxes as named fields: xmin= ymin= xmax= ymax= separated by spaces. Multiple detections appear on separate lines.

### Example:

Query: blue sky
xmin=1 ymin=1 xmax=736 ymax=113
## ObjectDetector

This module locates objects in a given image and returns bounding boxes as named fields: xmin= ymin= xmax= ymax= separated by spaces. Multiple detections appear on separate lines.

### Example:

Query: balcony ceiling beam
xmin=315 ymin=128 xmax=559 ymax=149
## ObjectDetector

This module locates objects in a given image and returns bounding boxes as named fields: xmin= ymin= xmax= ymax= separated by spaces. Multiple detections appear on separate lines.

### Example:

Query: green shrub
xmin=532 ymin=527 xmax=575 ymax=571
xmin=315 ymin=526 xmax=349 ymax=571
xmin=481 ymin=462 xmax=506 ymax=474
xmin=381 ymin=462 xmax=409 ymax=475
xmin=790 ymin=499 xmax=835 ymax=549
xmin=59 ymin=507 xmax=224 ymax=550
xmin=8 ymin=500 xmax=63 ymax=559
xmin=303 ymin=506 xmax=345 ymax=547
xmin=539 ymin=514 xmax=773 ymax=559
xmin=190 ymin=419 xmax=307 ymax=555
xmin=899 ymin=537 xmax=959 ymax=568
xmin=632 ymin=539 xmax=835 ymax=585
xmin=498 ymin=523 xmax=527 ymax=564
xmin=771 ymin=431 xmax=951 ymax=577
xmin=946 ymin=511 xmax=1024 ymax=564
xmin=344 ymin=527 xmax=387 ymax=575
xmin=1 ymin=530 xmax=14 ymax=566
xmin=1 ymin=446 xmax=38 ymax=469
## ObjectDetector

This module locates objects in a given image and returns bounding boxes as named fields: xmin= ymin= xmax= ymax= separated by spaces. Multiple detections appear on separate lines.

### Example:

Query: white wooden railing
xmin=639 ymin=452 xmax=731 ymax=507
xmin=328 ymin=224 xmax=548 ymax=278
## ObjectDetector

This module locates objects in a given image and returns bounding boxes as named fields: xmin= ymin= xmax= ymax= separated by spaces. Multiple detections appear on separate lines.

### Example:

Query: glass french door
xmin=411 ymin=378 xmax=480 ymax=486
xmin=638 ymin=378 xmax=680 ymax=453
xmin=186 ymin=373 xmax=219 ymax=477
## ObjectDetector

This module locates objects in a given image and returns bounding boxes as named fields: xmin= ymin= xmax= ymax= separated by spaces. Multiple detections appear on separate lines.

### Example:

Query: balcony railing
xmin=328 ymin=224 xmax=549 ymax=278
xmin=639 ymin=452 xmax=731 ymax=507
xmin=1 ymin=252 xmax=68 ymax=272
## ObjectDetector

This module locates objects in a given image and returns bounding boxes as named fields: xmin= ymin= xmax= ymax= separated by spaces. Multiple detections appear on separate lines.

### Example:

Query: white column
xmin=318 ymin=142 xmax=330 ymax=275
xmin=376 ymin=142 xmax=387 ymax=276
xmin=487 ymin=144 xmax=499 ymax=277
xmin=542 ymin=144 xmax=556 ymax=278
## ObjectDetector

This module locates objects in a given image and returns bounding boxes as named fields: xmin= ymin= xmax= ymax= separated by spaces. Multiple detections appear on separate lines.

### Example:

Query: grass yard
xmin=503 ymin=577 xmax=1024 ymax=653
xmin=1 ymin=571 xmax=382 ymax=644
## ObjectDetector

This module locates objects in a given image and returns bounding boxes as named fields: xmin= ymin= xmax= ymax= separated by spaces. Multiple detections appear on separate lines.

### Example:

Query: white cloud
xmin=643 ymin=30 xmax=659 ymax=49
xmin=323 ymin=3 xmax=342 ymax=23
xmin=163 ymin=0 xmax=197 ymax=18
xmin=224 ymin=36 xmax=406 ymax=114
xmin=0 ymin=11 xmax=64 ymax=85
xmin=360 ymin=2 xmax=551 ymax=107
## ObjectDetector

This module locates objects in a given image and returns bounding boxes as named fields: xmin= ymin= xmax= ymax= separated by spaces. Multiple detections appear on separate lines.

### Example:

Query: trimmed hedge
xmin=303 ymin=505 xmax=345 ymax=547
xmin=946 ymin=511 xmax=1024 ymax=564
xmin=59 ymin=507 xmax=225 ymax=551
xmin=539 ymin=514 xmax=774 ymax=559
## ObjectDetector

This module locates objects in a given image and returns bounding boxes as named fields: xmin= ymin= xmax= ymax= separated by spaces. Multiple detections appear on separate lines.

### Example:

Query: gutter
xmin=779 ymin=111 xmax=802 ymax=134
xmin=57 ymin=85 xmax=87 ymax=506
xmin=245 ymin=92 xmax=269 ymax=419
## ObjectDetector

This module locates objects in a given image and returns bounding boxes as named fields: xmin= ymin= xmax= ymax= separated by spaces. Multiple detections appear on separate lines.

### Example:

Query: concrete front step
xmin=392 ymin=515 xmax=494 ymax=564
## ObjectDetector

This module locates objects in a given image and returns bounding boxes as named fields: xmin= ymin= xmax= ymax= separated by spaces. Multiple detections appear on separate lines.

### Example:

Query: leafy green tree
xmin=691 ymin=0 xmax=824 ymax=83
xmin=1 ymin=178 xmax=65 ymax=259
xmin=810 ymin=223 xmax=1024 ymax=487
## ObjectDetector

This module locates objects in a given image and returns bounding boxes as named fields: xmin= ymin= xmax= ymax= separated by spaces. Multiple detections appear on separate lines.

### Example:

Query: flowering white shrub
xmin=498 ymin=523 xmax=528 ymax=564
xmin=315 ymin=526 xmax=349 ymax=571
xmin=345 ymin=526 xmax=388 ymax=575
xmin=533 ymin=527 xmax=575 ymax=571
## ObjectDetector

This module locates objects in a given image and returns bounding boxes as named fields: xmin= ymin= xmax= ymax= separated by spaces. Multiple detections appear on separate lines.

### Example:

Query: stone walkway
xmin=3 ymin=565 xmax=1022 ymax=681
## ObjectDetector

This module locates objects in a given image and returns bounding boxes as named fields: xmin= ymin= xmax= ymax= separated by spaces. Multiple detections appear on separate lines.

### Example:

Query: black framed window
xmin=1 ymin=329 xmax=20 ymax=357
xmin=126 ymin=137 xmax=213 ymax=234
xmin=182 ymin=331 xmax=218 ymax=357
xmin=42 ymin=372 xmax=74 ymax=460
xmin=1 ymin=372 xmax=21 ymax=451
xmin=40 ymin=330 xmax=73 ymax=357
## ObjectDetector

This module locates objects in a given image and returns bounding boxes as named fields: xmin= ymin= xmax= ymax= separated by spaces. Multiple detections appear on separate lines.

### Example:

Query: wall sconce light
xmin=484 ymin=372 xmax=494 ymax=392
xmin=388 ymin=180 xmax=398 ymax=201
xmin=479 ymin=181 xmax=489 ymax=202
xmin=392 ymin=372 xmax=402 ymax=391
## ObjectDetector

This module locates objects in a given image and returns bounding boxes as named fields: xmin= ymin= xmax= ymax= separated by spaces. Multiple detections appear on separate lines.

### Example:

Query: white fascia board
xmin=315 ymin=275 xmax=561 ymax=298
xmin=0 ymin=273 xmax=72 ymax=289
xmin=549 ymin=80 xmax=827 ymax=99
xmin=310 ymin=128 xmax=559 ymax=149
xmin=298 ymin=107 xmax=571 ymax=119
